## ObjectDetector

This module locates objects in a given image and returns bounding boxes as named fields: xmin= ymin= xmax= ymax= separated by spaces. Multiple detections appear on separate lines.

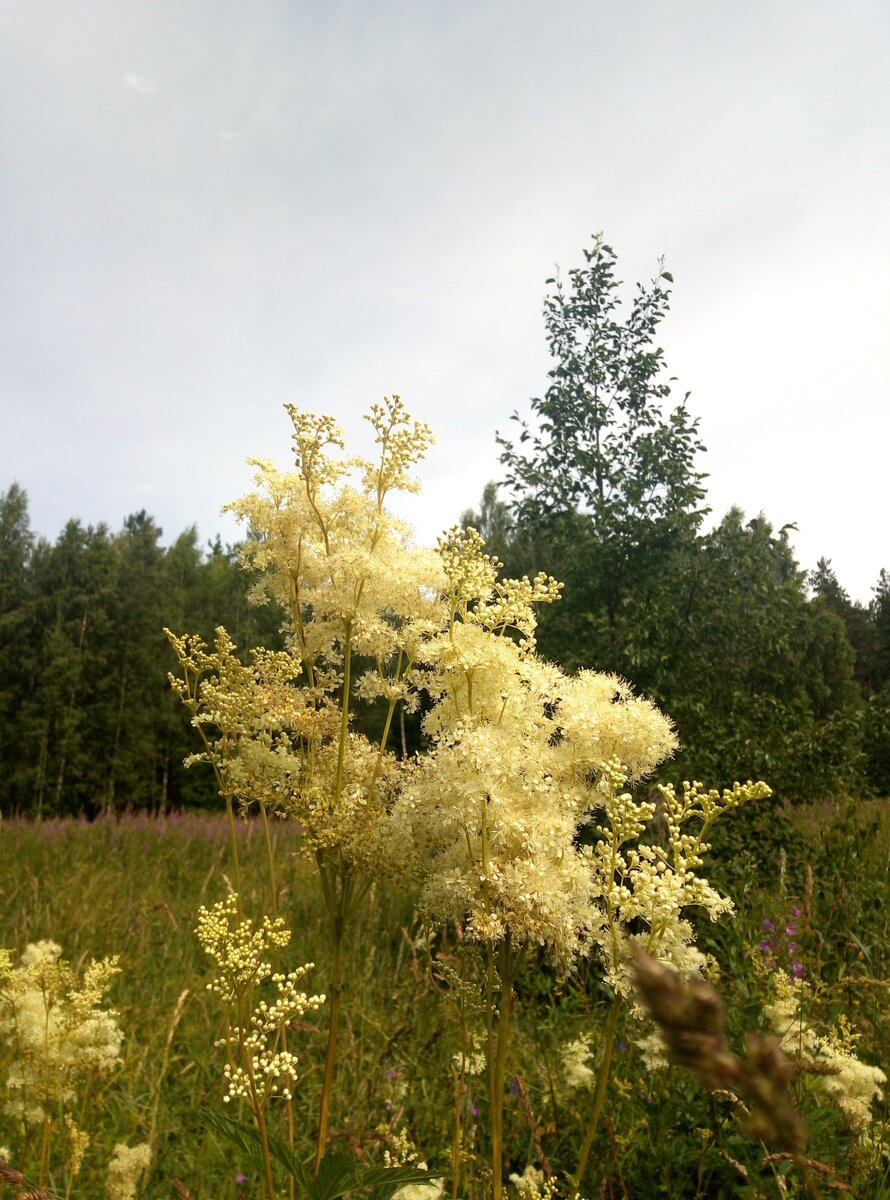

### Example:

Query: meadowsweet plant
xmin=764 ymin=968 xmax=887 ymax=1131
xmin=0 ymin=940 xmax=132 ymax=1195
xmin=196 ymin=894 xmax=324 ymax=1199
xmin=106 ymin=1142 xmax=152 ymax=1200
xmin=167 ymin=397 xmax=447 ymax=1166
xmin=168 ymin=397 xmax=771 ymax=1199
xmin=404 ymin=521 xmax=769 ymax=1194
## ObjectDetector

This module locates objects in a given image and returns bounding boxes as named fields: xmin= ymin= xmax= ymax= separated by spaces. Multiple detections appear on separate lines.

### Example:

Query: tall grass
xmin=2 ymin=801 xmax=889 ymax=1199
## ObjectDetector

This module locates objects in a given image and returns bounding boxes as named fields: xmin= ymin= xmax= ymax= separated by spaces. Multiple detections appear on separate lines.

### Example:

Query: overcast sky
xmin=2 ymin=1 xmax=888 ymax=601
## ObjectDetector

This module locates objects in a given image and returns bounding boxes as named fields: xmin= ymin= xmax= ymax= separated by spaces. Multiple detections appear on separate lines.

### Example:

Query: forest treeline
xmin=466 ymin=237 xmax=890 ymax=802
xmin=0 ymin=491 xmax=284 ymax=816
xmin=2 ymin=235 xmax=889 ymax=815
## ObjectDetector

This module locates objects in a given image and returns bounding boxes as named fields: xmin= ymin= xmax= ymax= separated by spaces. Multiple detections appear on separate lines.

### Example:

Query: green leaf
xmin=265 ymin=1130 xmax=312 ymax=1191
xmin=355 ymin=1162 xmax=441 ymax=1199
xmin=309 ymin=1150 xmax=364 ymax=1200
xmin=310 ymin=1155 xmax=440 ymax=1200
xmin=201 ymin=1108 xmax=265 ymax=1166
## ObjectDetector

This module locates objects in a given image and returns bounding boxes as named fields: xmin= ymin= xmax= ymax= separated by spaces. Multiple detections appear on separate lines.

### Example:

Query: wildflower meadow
xmin=2 ymin=397 xmax=889 ymax=1200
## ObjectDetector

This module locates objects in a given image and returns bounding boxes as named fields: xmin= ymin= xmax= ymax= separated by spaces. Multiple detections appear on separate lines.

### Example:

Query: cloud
xmin=124 ymin=72 xmax=155 ymax=94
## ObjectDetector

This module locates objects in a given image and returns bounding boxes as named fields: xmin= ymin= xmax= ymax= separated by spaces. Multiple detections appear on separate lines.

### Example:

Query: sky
xmin=1 ymin=1 xmax=888 ymax=602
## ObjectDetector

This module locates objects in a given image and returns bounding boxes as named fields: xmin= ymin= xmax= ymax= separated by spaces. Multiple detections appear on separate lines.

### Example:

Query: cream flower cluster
xmin=560 ymin=1035 xmax=595 ymax=1091
xmin=167 ymin=398 xmax=447 ymax=871
xmin=106 ymin=1142 xmax=152 ymax=1200
xmin=410 ymin=519 xmax=765 ymax=981
xmin=452 ymin=1031 xmax=487 ymax=1076
xmin=508 ymin=1165 xmax=560 ymax=1200
xmin=766 ymin=970 xmax=886 ymax=1129
xmin=0 ymin=940 xmax=122 ymax=1124
xmin=196 ymin=895 xmax=324 ymax=1105
xmin=170 ymin=398 xmax=768 ymax=988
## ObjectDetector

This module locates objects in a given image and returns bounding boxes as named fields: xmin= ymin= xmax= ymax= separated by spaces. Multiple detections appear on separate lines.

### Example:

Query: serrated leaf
xmin=201 ymin=1108 xmax=265 ymax=1166
xmin=309 ymin=1149 xmax=364 ymax=1200
xmin=201 ymin=1109 xmax=314 ymax=1191
xmin=309 ymin=1155 xmax=440 ymax=1200
xmin=360 ymin=1163 xmax=441 ymax=1200
xmin=265 ymin=1130 xmax=312 ymax=1190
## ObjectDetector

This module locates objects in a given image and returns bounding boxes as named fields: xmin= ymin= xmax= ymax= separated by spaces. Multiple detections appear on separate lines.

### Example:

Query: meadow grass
xmin=2 ymin=799 xmax=889 ymax=1199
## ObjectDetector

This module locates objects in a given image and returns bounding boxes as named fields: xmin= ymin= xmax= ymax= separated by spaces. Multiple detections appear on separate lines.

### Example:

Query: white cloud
xmin=124 ymin=72 xmax=155 ymax=94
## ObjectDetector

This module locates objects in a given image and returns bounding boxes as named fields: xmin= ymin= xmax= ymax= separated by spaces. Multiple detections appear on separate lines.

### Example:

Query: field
xmin=1 ymin=797 xmax=889 ymax=1200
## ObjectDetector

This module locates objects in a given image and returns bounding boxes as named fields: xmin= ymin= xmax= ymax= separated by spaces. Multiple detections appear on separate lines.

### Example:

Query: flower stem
xmin=489 ymin=934 xmax=513 ymax=1200
xmin=223 ymin=793 xmax=242 ymax=912
xmin=314 ymin=862 xmax=350 ymax=1173
xmin=573 ymin=1000 xmax=620 ymax=1191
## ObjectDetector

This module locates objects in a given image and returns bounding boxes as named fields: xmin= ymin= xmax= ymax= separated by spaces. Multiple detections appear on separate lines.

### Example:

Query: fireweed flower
xmin=758 ymin=907 xmax=804 ymax=979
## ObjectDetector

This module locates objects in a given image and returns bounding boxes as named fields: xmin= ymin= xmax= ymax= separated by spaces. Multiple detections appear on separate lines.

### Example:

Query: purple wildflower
xmin=758 ymin=907 xmax=805 ymax=979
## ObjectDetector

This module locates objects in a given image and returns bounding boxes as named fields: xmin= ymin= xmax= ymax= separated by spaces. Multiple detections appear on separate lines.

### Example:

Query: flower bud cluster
xmin=591 ymin=776 xmax=772 ymax=997
xmin=196 ymin=894 xmax=291 ymax=998
xmin=196 ymin=896 xmax=324 ymax=1107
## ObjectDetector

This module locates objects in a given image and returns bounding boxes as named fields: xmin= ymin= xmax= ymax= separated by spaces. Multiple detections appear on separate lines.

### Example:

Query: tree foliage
xmin=499 ymin=234 xmax=706 ymax=535
xmin=472 ymin=237 xmax=881 ymax=800
xmin=0 ymin=485 xmax=282 ymax=816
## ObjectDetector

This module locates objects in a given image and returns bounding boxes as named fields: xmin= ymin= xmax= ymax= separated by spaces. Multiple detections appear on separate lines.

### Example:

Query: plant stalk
xmin=314 ymin=863 xmax=349 ymax=1173
xmin=573 ymin=1000 xmax=620 ymax=1191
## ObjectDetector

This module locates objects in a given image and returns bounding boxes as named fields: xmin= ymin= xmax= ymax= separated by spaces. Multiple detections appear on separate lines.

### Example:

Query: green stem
xmin=147 ymin=987 xmax=189 ymax=1162
xmin=451 ymin=1007 xmax=468 ymax=1200
xmin=334 ymin=626 xmax=353 ymax=800
xmin=244 ymin=1059 xmax=278 ymax=1200
xmin=573 ymin=1001 xmax=620 ymax=1191
xmin=484 ymin=943 xmax=496 ymax=1192
xmin=314 ymin=864 xmax=349 ymax=1173
xmin=490 ymin=934 xmax=513 ymax=1200
xmin=223 ymin=792 xmax=242 ymax=912
xmin=258 ymin=799 xmax=279 ymax=920
xmin=37 ymin=1113 xmax=51 ymax=1188
xmin=258 ymin=800 xmax=295 ymax=1200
